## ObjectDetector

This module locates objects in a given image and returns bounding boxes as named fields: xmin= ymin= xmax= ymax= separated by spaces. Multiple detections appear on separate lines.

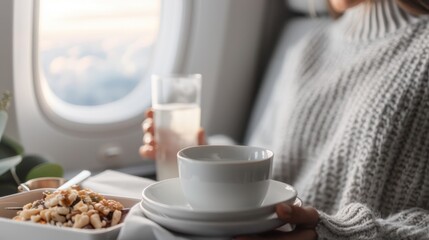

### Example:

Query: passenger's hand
xmin=139 ymin=108 xmax=156 ymax=159
xmin=139 ymin=108 xmax=206 ymax=160
xmin=234 ymin=204 xmax=319 ymax=240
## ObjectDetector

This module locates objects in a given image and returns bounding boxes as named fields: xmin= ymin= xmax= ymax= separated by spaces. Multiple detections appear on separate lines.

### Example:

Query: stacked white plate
xmin=140 ymin=178 xmax=299 ymax=237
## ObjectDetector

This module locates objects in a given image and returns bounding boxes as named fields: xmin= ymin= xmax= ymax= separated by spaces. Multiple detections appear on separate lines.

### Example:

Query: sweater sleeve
xmin=316 ymin=202 xmax=429 ymax=239
xmin=316 ymin=51 xmax=429 ymax=240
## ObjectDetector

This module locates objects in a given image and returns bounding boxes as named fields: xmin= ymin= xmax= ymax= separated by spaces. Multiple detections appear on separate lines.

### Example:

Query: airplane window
xmin=39 ymin=0 xmax=160 ymax=106
xmin=35 ymin=0 xmax=166 ymax=126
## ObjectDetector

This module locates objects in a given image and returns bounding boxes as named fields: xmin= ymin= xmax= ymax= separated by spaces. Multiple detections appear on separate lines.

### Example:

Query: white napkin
xmin=81 ymin=170 xmax=155 ymax=199
xmin=82 ymin=170 xmax=230 ymax=240
xmin=118 ymin=205 xmax=230 ymax=240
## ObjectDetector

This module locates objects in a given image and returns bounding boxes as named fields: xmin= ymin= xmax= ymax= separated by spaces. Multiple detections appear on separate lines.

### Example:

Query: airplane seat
xmin=241 ymin=2 xmax=333 ymax=147
xmin=208 ymin=1 xmax=333 ymax=146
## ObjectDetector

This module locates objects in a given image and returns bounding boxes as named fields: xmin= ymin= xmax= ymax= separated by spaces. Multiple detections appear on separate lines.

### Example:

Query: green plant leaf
xmin=26 ymin=163 xmax=63 ymax=181
xmin=0 ymin=91 xmax=12 ymax=112
xmin=0 ymin=135 xmax=24 ymax=157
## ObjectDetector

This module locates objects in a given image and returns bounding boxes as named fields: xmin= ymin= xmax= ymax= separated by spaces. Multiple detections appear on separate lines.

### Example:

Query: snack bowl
xmin=0 ymin=188 xmax=139 ymax=240
xmin=18 ymin=177 xmax=66 ymax=192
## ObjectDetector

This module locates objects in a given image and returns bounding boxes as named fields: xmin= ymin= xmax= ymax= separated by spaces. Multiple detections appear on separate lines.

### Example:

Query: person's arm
xmin=237 ymin=204 xmax=429 ymax=240
xmin=238 ymin=70 xmax=429 ymax=240
xmin=315 ymin=69 xmax=429 ymax=240
xmin=238 ymin=175 xmax=429 ymax=240
xmin=317 ymin=203 xmax=429 ymax=239
xmin=240 ymin=59 xmax=429 ymax=240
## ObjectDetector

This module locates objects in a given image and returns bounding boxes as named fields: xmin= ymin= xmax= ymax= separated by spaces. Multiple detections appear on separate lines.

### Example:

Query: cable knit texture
xmin=247 ymin=0 xmax=429 ymax=239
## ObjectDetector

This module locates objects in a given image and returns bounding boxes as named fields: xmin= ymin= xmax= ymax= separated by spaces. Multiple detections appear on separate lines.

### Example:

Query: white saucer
xmin=140 ymin=198 xmax=301 ymax=237
xmin=142 ymin=178 xmax=297 ymax=221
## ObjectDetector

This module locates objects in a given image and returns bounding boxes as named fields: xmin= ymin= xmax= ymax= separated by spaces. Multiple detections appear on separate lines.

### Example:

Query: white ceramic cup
xmin=178 ymin=145 xmax=273 ymax=211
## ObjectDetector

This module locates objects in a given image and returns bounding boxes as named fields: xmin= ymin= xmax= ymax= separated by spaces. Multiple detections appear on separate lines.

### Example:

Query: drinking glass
xmin=151 ymin=74 xmax=202 ymax=180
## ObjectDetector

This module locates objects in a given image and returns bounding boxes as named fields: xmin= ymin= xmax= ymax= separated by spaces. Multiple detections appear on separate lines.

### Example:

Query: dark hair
xmin=396 ymin=0 xmax=429 ymax=15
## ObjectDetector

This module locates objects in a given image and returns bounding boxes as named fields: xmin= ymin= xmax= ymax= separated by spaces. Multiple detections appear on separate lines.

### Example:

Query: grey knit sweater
xmin=247 ymin=0 xmax=429 ymax=239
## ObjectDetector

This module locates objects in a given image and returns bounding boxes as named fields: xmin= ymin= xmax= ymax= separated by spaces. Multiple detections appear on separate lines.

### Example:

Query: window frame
xmin=32 ymin=0 xmax=193 ymax=133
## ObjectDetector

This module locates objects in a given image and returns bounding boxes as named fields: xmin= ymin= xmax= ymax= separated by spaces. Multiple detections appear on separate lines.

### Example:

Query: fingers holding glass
xmin=140 ymin=108 xmax=156 ymax=160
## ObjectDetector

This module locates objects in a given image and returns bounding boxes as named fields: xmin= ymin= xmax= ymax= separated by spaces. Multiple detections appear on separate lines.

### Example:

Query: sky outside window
xmin=39 ymin=0 xmax=161 ymax=106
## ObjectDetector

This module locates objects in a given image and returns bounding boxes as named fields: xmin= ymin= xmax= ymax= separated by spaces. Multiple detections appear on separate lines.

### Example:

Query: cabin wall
xmin=0 ymin=0 xmax=19 ymax=142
